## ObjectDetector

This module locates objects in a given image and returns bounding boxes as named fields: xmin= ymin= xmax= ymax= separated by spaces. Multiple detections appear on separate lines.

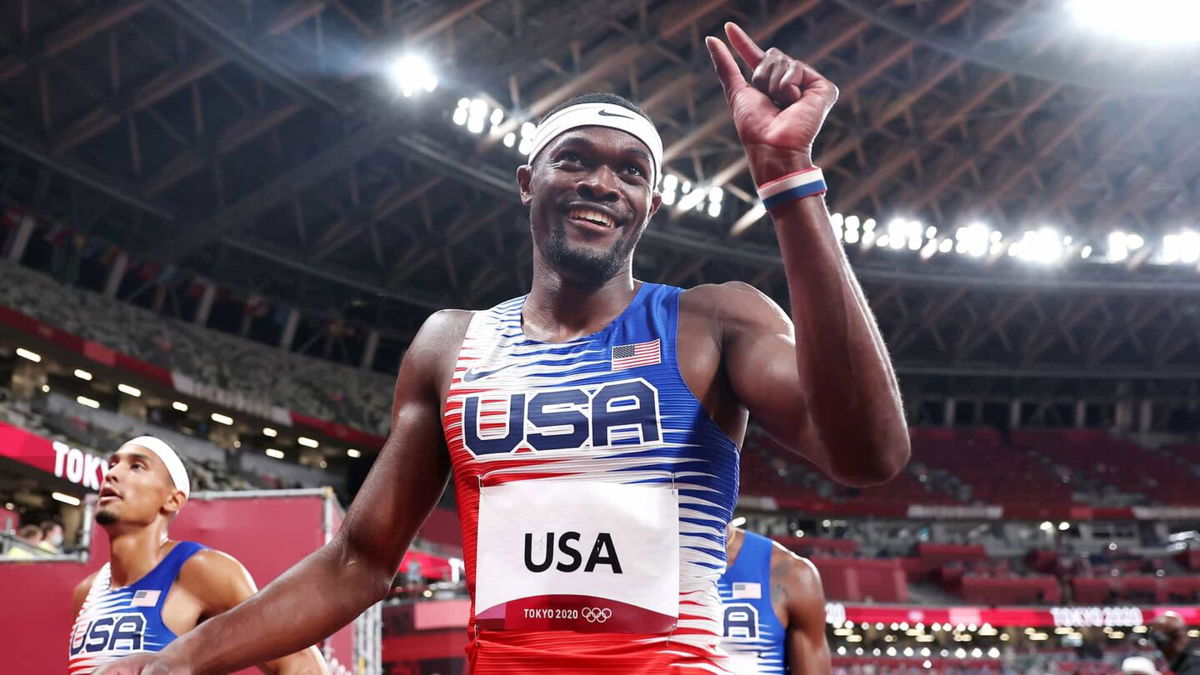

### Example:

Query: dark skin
xmin=1150 ymin=612 xmax=1190 ymax=664
xmin=726 ymin=527 xmax=831 ymax=674
xmin=98 ymin=21 xmax=907 ymax=674
xmin=76 ymin=446 xmax=325 ymax=675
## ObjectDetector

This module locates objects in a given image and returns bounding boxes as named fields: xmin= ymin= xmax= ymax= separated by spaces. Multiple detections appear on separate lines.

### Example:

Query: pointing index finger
xmin=724 ymin=22 xmax=765 ymax=70
xmin=705 ymin=35 xmax=748 ymax=101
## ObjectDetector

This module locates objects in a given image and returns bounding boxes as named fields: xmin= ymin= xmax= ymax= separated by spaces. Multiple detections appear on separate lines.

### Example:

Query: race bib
xmin=475 ymin=480 xmax=679 ymax=633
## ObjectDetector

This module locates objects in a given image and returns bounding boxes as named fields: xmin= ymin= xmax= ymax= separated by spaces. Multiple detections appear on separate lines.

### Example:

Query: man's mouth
xmin=566 ymin=206 xmax=618 ymax=229
xmin=99 ymin=486 xmax=121 ymax=501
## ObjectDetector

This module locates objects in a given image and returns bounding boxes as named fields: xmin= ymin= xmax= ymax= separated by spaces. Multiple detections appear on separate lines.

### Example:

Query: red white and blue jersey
xmin=68 ymin=541 xmax=206 ymax=674
xmin=717 ymin=531 xmax=788 ymax=674
xmin=443 ymin=282 xmax=741 ymax=673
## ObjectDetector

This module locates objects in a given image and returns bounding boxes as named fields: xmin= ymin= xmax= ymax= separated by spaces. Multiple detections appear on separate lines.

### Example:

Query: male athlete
xmin=719 ymin=526 xmax=830 ymax=674
xmin=98 ymin=22 xmax=908 ymax=674
xmin=71 ymin=436 xmax=325 ymax=674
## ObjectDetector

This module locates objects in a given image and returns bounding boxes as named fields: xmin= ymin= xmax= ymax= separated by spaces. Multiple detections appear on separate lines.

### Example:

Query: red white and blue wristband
xmin=757 ymin=167 xmax=827 ymax=210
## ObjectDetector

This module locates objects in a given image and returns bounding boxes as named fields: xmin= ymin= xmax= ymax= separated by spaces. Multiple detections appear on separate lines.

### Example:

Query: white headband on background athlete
xmin=527 ymin=102 xmax=664 ymax=186
xmin=123 ymin=436 xmax=190 ymax=498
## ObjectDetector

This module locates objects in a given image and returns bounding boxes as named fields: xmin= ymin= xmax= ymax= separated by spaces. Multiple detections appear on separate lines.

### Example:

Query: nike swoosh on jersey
xmin=461 ymin=363 xmax=519 ymax=382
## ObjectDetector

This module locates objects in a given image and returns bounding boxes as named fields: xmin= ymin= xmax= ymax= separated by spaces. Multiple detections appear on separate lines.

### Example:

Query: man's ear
xmin=517 ymin=164 xmax=534 ymax=206
xmin=162 ymin=490 xmax=186 ymax=519
xmin=648 ymin=189 xmax=663 ymax=220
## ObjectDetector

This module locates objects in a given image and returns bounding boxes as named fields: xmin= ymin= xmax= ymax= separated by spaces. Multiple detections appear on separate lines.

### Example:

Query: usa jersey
xmin=443 ymin=282 xmax=741 ymax=673
xmin=717 ymin=531 xmax=787 ymax=674
xmin=68 ymin=541 xmax=206 ymax=674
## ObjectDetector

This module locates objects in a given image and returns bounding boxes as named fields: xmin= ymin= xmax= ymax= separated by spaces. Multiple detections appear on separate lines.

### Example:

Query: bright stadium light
xmin=262 ymin=427 xmax=278 ymax=438
xmin=211 ymin=412 xmax=234 ymax=426
xmin=730 ymin=516 xmax=746 ymax=528
xmin=954 ymin=222 xmax=991 ymax=257
xmin=1161 ymin=230 xmax=1200 ymax=264
xmin=1011 ymin=227 xmax=1065 ymax=264
xmin=117 ymin=383 xmax=141 ymax=397
xmin=466 ymin=98 xmax=489 ymax=134
xmin=387 ymin=54 xmax=438 ymax=96
xmin=298 ymin=436 xmax=319 ymax=448
xmin=15 ymin=347 xmax=41 ymax=362
xmin=172 ymin=401 xmax=189 ymax=412
xmin=1069 ymin=0 xmax=1200 ymax=45
xmin=347 ymin=448 xmax=362 ymax=458
xmin=74 ymin=369 xmax=92 ymax=381
xmin=265 ymin=448 xmax=285 ymax=459
xmin=77 ymin=396 xmax=100 ymax=409
xmin=52 ymin=492 xmax=82 ymax=506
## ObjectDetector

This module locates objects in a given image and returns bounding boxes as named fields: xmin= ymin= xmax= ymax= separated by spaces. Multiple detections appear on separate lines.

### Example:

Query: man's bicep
xmin=719 ymin=283 xmax=815 ymax=451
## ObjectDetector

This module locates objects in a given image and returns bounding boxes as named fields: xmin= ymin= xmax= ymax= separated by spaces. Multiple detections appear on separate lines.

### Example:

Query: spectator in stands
xmin=39 ymin=520 xmax=64 ymax=553
xmin=6 ymin=524 xmax=45 ymax=558
xmin=1122 ymin=656 xmax=1161 ymax=675
xmin=1149 ymin=612 xmax=1200 ymax=674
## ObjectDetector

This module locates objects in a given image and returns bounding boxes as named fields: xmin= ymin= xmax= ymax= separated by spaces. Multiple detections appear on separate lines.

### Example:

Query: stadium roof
xmin=1 ymin=0 xmax=1199 ymax=387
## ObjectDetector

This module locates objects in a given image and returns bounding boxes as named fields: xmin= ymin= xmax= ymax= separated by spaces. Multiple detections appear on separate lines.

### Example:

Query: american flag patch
xmin=732 ymin=582 xmax=761 ymax=599
xmin=612 ymin=339 xmax=661 ymax=371
xmin=131 ymin=590 xmax=160 ymax=607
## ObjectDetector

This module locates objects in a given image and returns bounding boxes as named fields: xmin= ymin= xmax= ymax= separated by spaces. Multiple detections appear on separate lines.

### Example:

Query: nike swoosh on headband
xmin=462 ymin=363 xmax=519 ymax=382
xmin=596 ymin=109 xmax=634 ymax=119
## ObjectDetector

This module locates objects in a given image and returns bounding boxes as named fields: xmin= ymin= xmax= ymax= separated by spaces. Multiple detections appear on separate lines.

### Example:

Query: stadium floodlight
xmin=77 ymin=396 xmax=100 ymax=409
xmin=117 ymin=383 xmax=142 ymax=397
xmin=466 ymin=98 xmax=489 ymax=134
xmin=1058 ymin=521 xmax=1070 ymax=531
xmin=347 ymin=448 xmax=362 ymax=458
xmin=1162 ymin=230 xmax=1200 ymax=264
xmin=1039 ymin=521 xmax=1053 ymax=531
xmin=262 ymin=427 xmax=278 ymax=437
xmin=502 ymin=132 xmax=516 ymax=148
xmin=954 ymin=222 xmax=991 ymax=257
xmin=265 ymin=448 xmax=285 ymax=459
xmin=452 ymin=99 xmax=469 ymax=126
xmin=15 ymin=347 xmax=41 ymax=362
xmin=1012 ymin=227 xmax=1065 ymax=264
xmin=211 ymin=412 xmax=234 ymax=426
xmin=74 ymin=369 xmax=92 ymax=381
xmin=298 ymin=436 xmax=319 ymax=448
xmin=730 ymin=516 xmax=746 ymax=528
xmin=41 ymin=384 xmax=49 ymax=393
xmin=52 ymin=492 xmax=81 ymax=506
xmin=1069 ymin=0 xmax=1200 ymax=45
xmin=1080 ymin=245 xmax=1093 ymax=259
xmin=387 ymin=54 xmax=438 ymax=97
xmin=172 ymin=401 xmax=189 ymax=412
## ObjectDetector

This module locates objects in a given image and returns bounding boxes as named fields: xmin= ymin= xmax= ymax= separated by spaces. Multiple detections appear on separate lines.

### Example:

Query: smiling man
xmin=70 ymin=436 xmax=325 ymax=674
xmin=98 ymin=22 xmax=908 ymax=674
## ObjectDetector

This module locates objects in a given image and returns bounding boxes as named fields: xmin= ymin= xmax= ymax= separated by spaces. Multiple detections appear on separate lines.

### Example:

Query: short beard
xmin=95 ymin=509 xmax=117 ymax=526
xmin=541 ymin=221 xmax=633 ymax=285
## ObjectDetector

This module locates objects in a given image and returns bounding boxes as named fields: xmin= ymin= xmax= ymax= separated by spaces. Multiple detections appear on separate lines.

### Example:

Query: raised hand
xmin=705 ymin=22 xmax=839 ymax=183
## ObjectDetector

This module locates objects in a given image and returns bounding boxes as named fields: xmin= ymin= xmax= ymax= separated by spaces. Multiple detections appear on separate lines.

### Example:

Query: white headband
xmin=123 ymin=436 xmax=190 ymax=498
xmin=527 ymin=102 xmax=663 ymax=185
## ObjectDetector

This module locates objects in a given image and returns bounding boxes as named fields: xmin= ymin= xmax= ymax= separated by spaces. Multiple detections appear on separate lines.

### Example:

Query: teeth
xmin=568 ymin=207 xmax=615 ymax=228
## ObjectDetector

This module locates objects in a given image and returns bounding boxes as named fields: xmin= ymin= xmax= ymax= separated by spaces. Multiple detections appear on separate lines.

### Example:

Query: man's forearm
xmin=770 ymin=193 xmax=909 ymax=485
xmin=172 ymin=541 xmax=391 ymax=674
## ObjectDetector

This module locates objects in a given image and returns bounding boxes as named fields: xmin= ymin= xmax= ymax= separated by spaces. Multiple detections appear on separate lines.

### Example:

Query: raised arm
xmin=706 ymin=22 xmax=909 ymax=486
xmin=97 ymin=310 xmax=468 ymax=674
xmin=773 ymin=549 xmax=831 ymax=675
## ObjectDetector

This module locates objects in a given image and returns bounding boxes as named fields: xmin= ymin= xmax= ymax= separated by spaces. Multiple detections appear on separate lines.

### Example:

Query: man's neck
xmin=106 ymin=523 xmax=171 ymax=588
xmin=523 ymin=262 xmax=639 ymax=342
xmin=725 ymin=526 xmax=744 ymax=567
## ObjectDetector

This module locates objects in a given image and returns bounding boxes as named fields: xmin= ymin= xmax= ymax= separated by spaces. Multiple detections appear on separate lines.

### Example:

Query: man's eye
xmin=561 ymin=151 xmax=582 ymax=163
xmin=626 ymin=165 xmax=644 ymax=177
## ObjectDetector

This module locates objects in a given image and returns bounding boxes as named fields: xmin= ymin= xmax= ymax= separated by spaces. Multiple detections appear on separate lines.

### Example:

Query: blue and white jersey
xmin=718 ymin=531 xmax=788 ymax=674
xmin=68 ymin=541 xmax=206 ymax=674
xmin=444 ymin=281 xmax=743 ymax=672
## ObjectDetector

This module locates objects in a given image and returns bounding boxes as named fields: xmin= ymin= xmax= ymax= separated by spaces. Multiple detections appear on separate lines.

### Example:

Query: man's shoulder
xmin=405 ymin=309 xmax=475 ymax=364
xmin=177 ymin=548 xmax=248 ymax=585
xmin=768 ymin=543 xmax=820 ymax=585
xmin=680 ymin=281 xmax=782 ymax=325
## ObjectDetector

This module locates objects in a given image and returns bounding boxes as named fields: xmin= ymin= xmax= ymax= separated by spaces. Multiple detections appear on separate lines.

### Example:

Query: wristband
xmin=757 ymin=167 xmax=827 ymax=210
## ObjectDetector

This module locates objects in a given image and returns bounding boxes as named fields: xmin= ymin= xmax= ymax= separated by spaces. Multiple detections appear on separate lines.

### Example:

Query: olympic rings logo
xmin=581 ymin=607 xmax=613 ymax=623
